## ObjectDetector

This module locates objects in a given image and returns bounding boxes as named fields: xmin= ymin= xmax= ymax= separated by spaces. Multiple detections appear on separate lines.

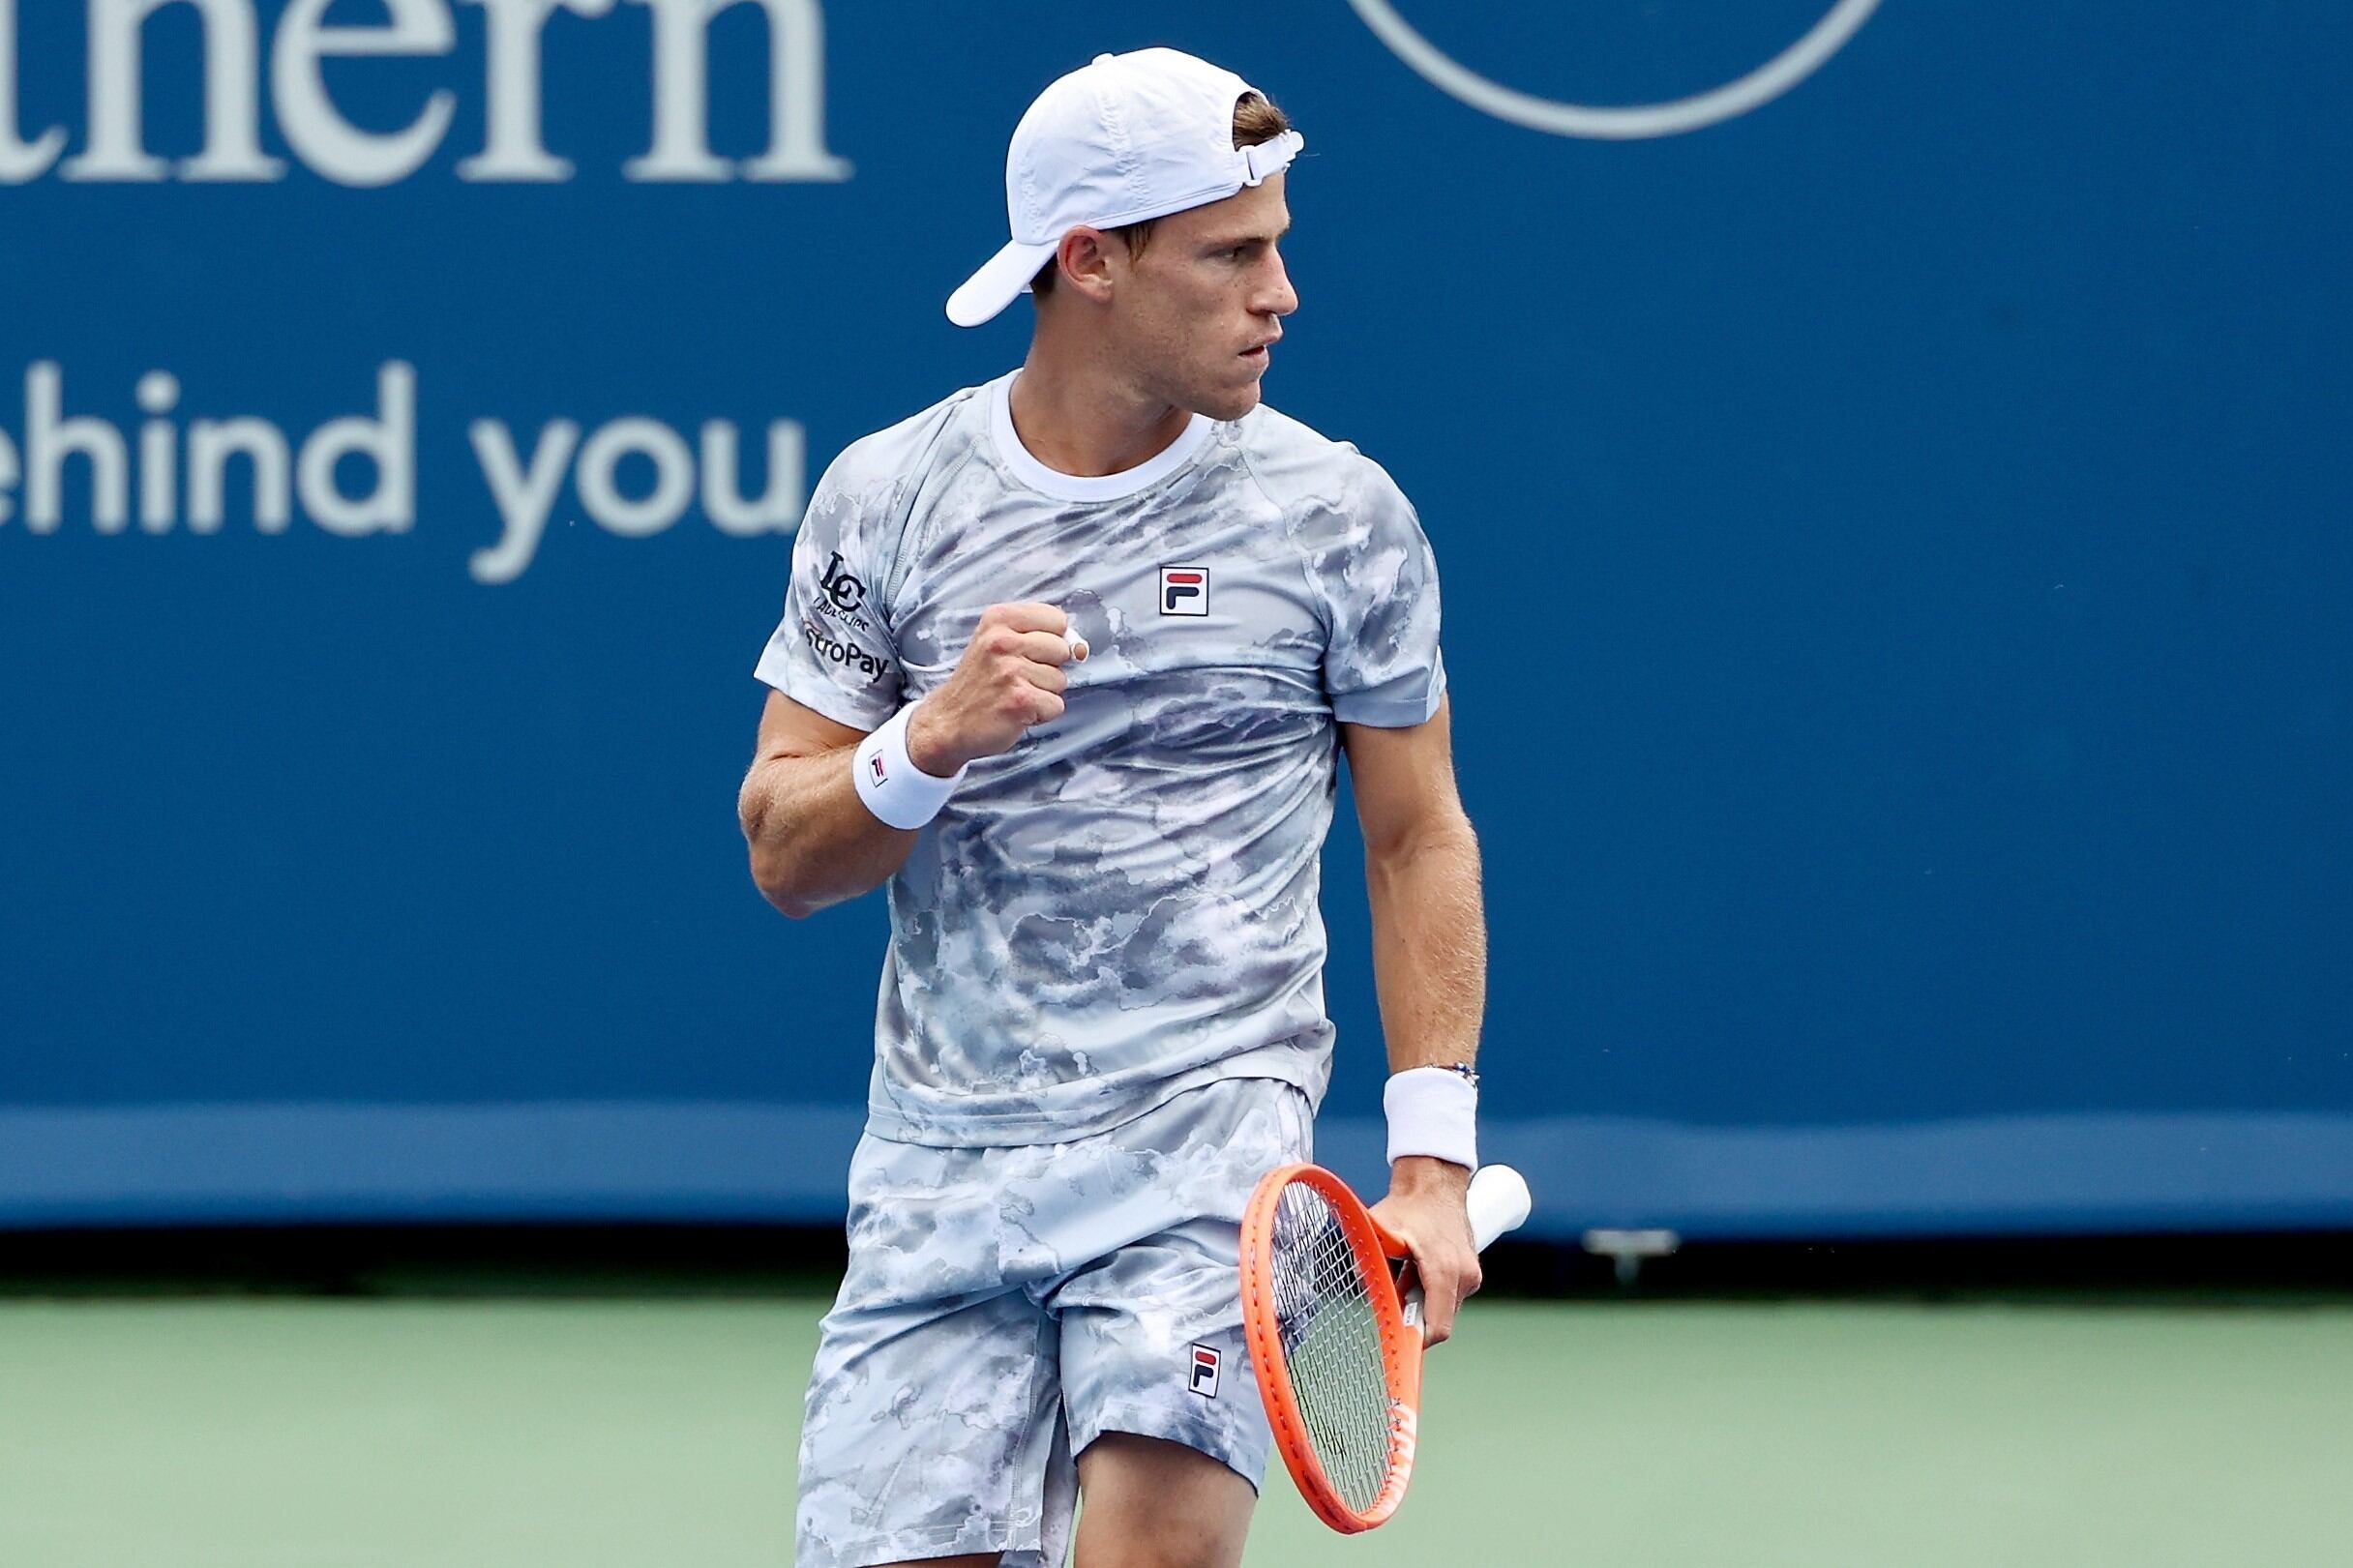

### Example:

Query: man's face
xmin=1104 ymin=174 xmax=1297 ymax=422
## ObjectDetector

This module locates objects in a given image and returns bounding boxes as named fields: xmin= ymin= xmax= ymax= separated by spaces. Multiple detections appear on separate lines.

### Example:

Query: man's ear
xmin=1056 ymin=226 xmax=1119 ymax=305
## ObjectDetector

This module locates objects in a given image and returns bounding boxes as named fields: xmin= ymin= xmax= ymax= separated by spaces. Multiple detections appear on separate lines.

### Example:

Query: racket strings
xmin=1268 ymin=1183 xmax=1399 ymax=1512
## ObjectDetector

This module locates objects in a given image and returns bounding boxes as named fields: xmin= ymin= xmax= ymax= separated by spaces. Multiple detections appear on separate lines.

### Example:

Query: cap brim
xmin=946 ymin=238 xmax=1061 ymax=327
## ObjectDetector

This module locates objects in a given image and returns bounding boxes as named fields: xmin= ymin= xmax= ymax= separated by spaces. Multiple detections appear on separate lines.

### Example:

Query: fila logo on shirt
xmin=1188 ymin=1344 xmax=1221 ymax=1399
xmin=1160 ymin=566 xmax=1209 ymax=616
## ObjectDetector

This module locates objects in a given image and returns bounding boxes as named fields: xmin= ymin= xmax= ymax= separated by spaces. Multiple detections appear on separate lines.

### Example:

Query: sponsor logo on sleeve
xmin=1160 ymin=566 xmax=1209 ymax=616
xmin=800 ymin=618 xmax=887 ymax=683
xmin=811 ymin=551 xmax=872 ymax=632
xmin=1189 ymin=1343 xmax=1221 ymax=1399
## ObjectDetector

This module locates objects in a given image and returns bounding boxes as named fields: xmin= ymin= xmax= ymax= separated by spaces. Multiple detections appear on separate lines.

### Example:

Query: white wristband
xmin=851 ymin=705 xmax=967 ymax=830
xmin=1385 ymin=1066 xmax=1478 ymax=1169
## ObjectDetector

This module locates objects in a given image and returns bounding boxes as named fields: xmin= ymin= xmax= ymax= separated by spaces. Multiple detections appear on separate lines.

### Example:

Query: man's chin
xmin=1195 ymin=381 xmax=1265 ymax=423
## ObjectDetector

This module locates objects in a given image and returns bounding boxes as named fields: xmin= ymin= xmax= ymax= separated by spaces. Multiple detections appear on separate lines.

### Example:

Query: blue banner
xmin=3 ymin=1 xmax=2347 ymax=1236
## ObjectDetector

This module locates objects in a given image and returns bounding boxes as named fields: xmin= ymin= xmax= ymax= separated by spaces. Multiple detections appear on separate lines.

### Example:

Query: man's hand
xmin=1368 ymin=1155 xmax=1483 ymax=1346
xmin=906 ymin=602 xmax=1087 ymax=776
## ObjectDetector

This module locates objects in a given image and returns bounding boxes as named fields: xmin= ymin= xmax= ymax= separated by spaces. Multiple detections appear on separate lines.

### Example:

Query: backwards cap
xmin=946 ymin=47 xmax=1303 ymax=327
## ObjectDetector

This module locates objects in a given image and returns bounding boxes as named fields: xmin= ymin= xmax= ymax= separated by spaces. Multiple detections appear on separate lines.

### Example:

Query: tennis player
xmin=738 ymin=47 xmax=1487 ymax=1568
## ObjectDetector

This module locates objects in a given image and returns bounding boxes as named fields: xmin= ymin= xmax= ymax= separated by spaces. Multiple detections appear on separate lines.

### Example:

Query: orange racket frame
xmin=1237 ymin=1162 xmax=1423 ymax=1533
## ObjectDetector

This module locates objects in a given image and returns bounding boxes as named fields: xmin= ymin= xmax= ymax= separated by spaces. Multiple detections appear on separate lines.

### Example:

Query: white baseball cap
xmin=946 ymin=47 xmax=1304 ymax=328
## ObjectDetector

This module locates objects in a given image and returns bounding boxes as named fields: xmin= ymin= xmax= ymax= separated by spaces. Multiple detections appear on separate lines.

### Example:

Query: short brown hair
xmin=1030 ymin=92 xmax=1294 ymax=298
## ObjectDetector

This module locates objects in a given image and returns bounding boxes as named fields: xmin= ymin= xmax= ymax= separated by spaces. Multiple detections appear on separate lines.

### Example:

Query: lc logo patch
xmin=818 ymin=551 xmax=867 ymax=615
xmin=1189 ymin=1344 xmax=1221 ymax=1399
xmin=1160 ymin=566 xmax=1208 ymax=616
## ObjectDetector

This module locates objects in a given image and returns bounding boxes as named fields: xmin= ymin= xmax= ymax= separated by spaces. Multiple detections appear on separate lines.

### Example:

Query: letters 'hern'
xmin=0 ymin=0 xmax=851 ymax=188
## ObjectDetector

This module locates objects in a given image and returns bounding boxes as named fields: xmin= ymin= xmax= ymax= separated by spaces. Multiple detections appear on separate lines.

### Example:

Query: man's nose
xmin=1259 ymin=252 xmax=1298 ymax=317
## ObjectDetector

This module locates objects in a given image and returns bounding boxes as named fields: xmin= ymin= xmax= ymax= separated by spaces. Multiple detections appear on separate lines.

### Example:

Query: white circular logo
xmin=1345 ymin=0 xmax=1883 ymax=140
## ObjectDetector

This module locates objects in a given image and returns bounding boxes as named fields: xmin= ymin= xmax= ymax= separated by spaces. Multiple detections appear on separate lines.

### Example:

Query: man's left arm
xmin=1342 ymin=697 xmax=1488 ymax=1346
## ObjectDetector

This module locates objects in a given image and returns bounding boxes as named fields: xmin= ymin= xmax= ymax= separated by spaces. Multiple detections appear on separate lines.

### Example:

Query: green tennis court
xmin=5 ymin=1292 xmax=2346 ymax=1566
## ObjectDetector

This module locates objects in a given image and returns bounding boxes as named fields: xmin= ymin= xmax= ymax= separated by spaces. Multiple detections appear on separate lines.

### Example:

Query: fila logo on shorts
xmin=1160 ymin=566 xmax=1208 ymax=616
xmin=1188 ymin=1343 xmax=1221 ymax=1399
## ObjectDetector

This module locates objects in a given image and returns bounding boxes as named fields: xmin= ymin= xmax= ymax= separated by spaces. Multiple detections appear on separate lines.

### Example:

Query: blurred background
xmin=2 ymin=2 xmax=2347 ymax=1563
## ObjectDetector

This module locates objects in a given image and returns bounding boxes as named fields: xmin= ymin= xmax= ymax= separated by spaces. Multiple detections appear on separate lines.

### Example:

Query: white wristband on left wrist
xmin=1385 ymin=1064 xmax=1478 ymax=1169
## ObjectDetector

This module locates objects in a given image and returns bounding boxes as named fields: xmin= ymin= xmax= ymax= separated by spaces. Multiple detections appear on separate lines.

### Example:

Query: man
xmin=737 ymin=47 xmax=1487 ymax=1568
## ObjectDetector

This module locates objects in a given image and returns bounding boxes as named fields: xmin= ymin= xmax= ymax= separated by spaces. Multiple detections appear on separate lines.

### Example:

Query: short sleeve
xmin=752 ymin=458 xmax=907 ymax=730
xmin=1313 ymin=456 xmax=1446 ymax=727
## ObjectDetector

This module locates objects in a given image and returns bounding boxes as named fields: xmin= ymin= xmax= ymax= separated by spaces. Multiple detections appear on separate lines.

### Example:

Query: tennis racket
xmin=1238 ymin=1161 xmax=1534 ymax=1532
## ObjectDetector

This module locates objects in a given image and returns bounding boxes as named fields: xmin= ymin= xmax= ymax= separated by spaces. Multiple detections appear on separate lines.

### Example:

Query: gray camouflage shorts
xmin=794 ymin=1075 xmax=1314 ymax=1568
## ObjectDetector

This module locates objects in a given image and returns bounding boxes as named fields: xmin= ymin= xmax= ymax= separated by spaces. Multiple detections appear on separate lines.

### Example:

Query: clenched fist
xmin=906 ymin=603 xmax=1087 ymax=777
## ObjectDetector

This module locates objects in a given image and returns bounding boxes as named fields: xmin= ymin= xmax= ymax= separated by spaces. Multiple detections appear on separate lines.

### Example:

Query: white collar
xmin=988 ymin=371 xmax=1214 ymax=503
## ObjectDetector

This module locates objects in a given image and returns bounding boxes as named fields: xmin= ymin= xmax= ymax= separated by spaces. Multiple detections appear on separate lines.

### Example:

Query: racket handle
xmin=1466 ymin=1164 xmax=1533 ymax=1253
xmin=1400 ymin=1165 xmax=1533 ymax=1330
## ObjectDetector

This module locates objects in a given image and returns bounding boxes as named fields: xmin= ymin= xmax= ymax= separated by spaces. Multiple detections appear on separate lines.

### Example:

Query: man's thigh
xmin=1054 ymin=1080 xmax=1315 ymax=1539
xmin=1054 ymin=1209 xmax=1283 ymax=1509
xmin=796 ymin=1132 xmax=1076 ymax=1568
xmin=802 ymin=1080 xmax=1311 ymax=1567
xmin=1073 ymin=1434 xmax=1255 ymax=1568
xmin=797 ymin=1285 xmax=1067 ymax=1568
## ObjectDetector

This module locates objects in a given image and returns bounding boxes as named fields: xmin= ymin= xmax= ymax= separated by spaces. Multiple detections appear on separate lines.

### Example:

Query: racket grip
xmin=1466 ymin=1164 xmax=1533 ymax=1253
xmin=1400 ymin=1165 xmax=1534 ymax=1330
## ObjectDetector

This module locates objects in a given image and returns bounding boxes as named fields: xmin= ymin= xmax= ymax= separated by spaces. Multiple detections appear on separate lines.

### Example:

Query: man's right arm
xmin=737 ymin=692 xmax=921 ymax=919
xmin=738 ymin=601 xmax=1083 ymax=918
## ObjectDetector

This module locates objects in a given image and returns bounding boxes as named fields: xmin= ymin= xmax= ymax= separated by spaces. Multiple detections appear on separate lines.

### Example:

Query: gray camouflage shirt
xmin=755 ymin=370 xmax=1445 ymax=1146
